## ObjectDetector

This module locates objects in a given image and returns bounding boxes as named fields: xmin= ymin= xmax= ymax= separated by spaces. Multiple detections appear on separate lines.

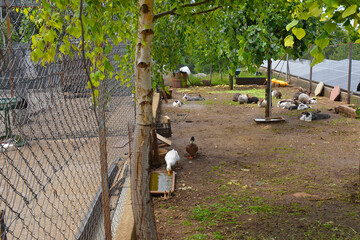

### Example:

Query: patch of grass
xmin=272 ymin=145 xmax=295 ymax=154
xmin=185 ymin=233 xmax=208 ymax=240
xmin=347 ymin=212 xmax=358 ymax=217
xmin=209 ymin=88 xmax=265 ymax=97
xmin=213 ymin=231 xmax=225 ymax=239
xmin=248 ymin=204 xmax=277 ymax=214
xmin=221 ymin=100 xmax=239 ymax=106
xmin=190 ymin=72 xmax=229 ymax=86
xmin=182 ymin=220 xmax=193 ymax=226
xmin=201 ymin=99 xmax=217 ymax=105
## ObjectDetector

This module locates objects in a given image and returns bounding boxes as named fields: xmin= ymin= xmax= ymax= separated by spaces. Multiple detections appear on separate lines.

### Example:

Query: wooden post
xmin=0 ymin=210 xmax=7 ymax=240
xmin=150 ymin=122 xmax=160 ymax=167
xmin=218 ymin=59 xmax=222 ymax=81
xmin=348 ymin=42 xmax=353 ymax=104
xmin=229 ymin=74 xmax=233 ymax=90
xmin=266 ymin=59 xmax=272 ymax=118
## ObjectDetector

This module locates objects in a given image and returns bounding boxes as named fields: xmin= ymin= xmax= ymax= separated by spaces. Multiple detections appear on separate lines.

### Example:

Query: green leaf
xmin=310 ymin=45 xmax=321 ymax=56
xmin=355 ymin=39 xmax=360 ymax=44
xmin=309 ymin=3 xmax=323 ymax=17
xmin=324 ymin=22 xmax=337 ymax=34
xmin=104 ymin=60 xmax=114 ymax=71
xmin=315 ymin=32 xmax=330 ymax=49
xmin=292 ymin=27 xmax=306 ymax=40
xmin=342 ymin=5 xmax=357 ymax=18
xmin=322 ymin=0 xmax=339 ymax=8
xmin=286 ymin=20 xmax=298 ymax=31
xmin=59 ymin=45 xmax=66 ymax=54
xmin=284 ymin=35 xmax=294 ymax=47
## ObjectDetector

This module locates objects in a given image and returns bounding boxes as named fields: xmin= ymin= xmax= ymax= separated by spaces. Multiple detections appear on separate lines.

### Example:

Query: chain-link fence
xmin=1 ymin=1 xmax=134 ymax=239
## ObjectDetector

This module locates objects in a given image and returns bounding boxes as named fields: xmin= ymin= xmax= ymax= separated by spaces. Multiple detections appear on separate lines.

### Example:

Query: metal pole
xmin=266 ymin=59 xmax=272 ymax=118
xmin=348 ymin=42 xmax=353 ymax=104
xmin=286 ymin=54 xmax=290 ymax=83
xmin=5 ymin=0 xmax=13 ymax=98
xmin=0 ymin=210 xmax=7 ymax=240
xmin=309 ymin=46 xmax=313 ymax=94
xmin=99 ymin=76 xmax=112 ymax=240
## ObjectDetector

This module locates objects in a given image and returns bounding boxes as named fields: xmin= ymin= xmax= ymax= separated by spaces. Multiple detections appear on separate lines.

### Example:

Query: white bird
xmin=173 ymin=100 xmax=182 ymax=107
xmin=165 ymin=149 xmax=180 ymax=175
xmin=179 ymin=66 xmax=191 ymax=75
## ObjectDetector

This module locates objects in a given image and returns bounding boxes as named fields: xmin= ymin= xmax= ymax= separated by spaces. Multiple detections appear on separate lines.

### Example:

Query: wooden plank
xmin=161 ymin=88 xmax=168 ymax=103
xmin=314 ymin=81 xmax=324 ymax=96
xmin=163 ymin=116 xmax=170 ymax=123
xmin=152 ymin=92 xmax=161 ymax=119
xmin=330 ymin=86 xmax=341 ymax=101
xmin=336 ymin=105 xmax=359 ymax=118
xmin=156 ymin=133 xmax=172 ymax=146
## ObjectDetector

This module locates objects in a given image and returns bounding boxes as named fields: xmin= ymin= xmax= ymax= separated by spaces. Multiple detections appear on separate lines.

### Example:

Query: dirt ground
xmin=153 ymin=84 xmax=360 ymax=240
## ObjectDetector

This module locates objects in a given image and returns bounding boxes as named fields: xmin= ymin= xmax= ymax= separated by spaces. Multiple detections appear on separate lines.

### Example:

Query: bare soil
xmin=153 ymin=84 xmax=360 ymax=240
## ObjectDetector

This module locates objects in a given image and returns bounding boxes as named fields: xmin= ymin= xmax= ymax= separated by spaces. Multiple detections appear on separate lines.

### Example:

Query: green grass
xmin=185 ymin=233 xmax=208 ymax=240
xmin=209 ymin=88 xmax=265 ymax=97
xmin=190 ymin=72 xmax=228 ymax=86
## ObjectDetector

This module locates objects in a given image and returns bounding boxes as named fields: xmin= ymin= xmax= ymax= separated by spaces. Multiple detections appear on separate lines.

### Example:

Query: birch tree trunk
xmin=131 ymin=0 xmax=158 ymax=239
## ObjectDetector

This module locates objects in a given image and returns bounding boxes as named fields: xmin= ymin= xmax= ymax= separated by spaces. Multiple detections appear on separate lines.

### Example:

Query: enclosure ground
xmin=153 ymin=85 xmax=360 ymax=240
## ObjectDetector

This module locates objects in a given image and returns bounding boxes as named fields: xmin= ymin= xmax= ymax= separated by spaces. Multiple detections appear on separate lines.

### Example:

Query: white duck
xmin=165 ymin=149 xmax=180 ymax=175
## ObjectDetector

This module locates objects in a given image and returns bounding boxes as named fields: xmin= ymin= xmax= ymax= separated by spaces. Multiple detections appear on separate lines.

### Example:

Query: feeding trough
xmin=150 ymin=171 xmax=175 ymax=195
xmin=254 ymin=117 xmax=285 ymax=123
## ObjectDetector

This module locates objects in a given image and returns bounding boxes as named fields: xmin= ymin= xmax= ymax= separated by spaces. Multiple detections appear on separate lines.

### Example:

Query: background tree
xmin=288 ymin=0 xmax=360 ymax=66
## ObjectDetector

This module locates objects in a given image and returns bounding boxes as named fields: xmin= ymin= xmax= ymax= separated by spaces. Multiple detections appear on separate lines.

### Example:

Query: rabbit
xmin=233 ymin=93 xmax=241 ymax=102
xmin=258 ymin=99 xmax=267 ymax=107
xmin=308 ymin=97 xmax=317 ymax=104
xmin=272 ymin=90 xmax=282 ymax=99
xmin=183 ymin=93 xmax=205 ymax=101
xmin=297 ymin=102 xmax=311 ymax=111
xmin=300 ymin=110 xmax=330 ymax=122
xmin=173 ymin=100 xmax=182 ymax=107
xmin=238 ymin=94 xmax=248 ymax=104
xmin=298 ymin=93 xmax=310 ymax=103
xmin=247 ymin=96 xmax=259 ymax=104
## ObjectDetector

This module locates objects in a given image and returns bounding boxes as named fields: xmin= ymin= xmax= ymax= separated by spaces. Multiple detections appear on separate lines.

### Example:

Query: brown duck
xmin=186 ymin=136 xmax=198 ymax=159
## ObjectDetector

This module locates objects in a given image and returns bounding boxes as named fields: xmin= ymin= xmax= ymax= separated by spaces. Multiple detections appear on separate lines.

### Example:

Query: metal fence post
xmin=309 ymin=45 xmax=313 ymax=94
xmin=0 ymin=210 xmax=6 ymax=240
xmin=348 ymin=42 xmax=353 ymax=104
xmin=286 ymin=54 xmax=290 ymax=83
xmin=266 ymin=59 xmax=272 ymax=118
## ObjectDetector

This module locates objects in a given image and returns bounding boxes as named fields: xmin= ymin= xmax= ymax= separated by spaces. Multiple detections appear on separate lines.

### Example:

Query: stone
xmin=330 ymin=86 xmax=341 ymax=101
xmin=314 ymin=81 xmax=324 ymax=96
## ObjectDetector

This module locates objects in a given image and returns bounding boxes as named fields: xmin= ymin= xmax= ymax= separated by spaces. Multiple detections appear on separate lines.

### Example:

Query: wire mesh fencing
xmin=1 ymin=1 xmax=134 ymax=239
xmin=269 ymin=43 xmax=360 ymax=98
